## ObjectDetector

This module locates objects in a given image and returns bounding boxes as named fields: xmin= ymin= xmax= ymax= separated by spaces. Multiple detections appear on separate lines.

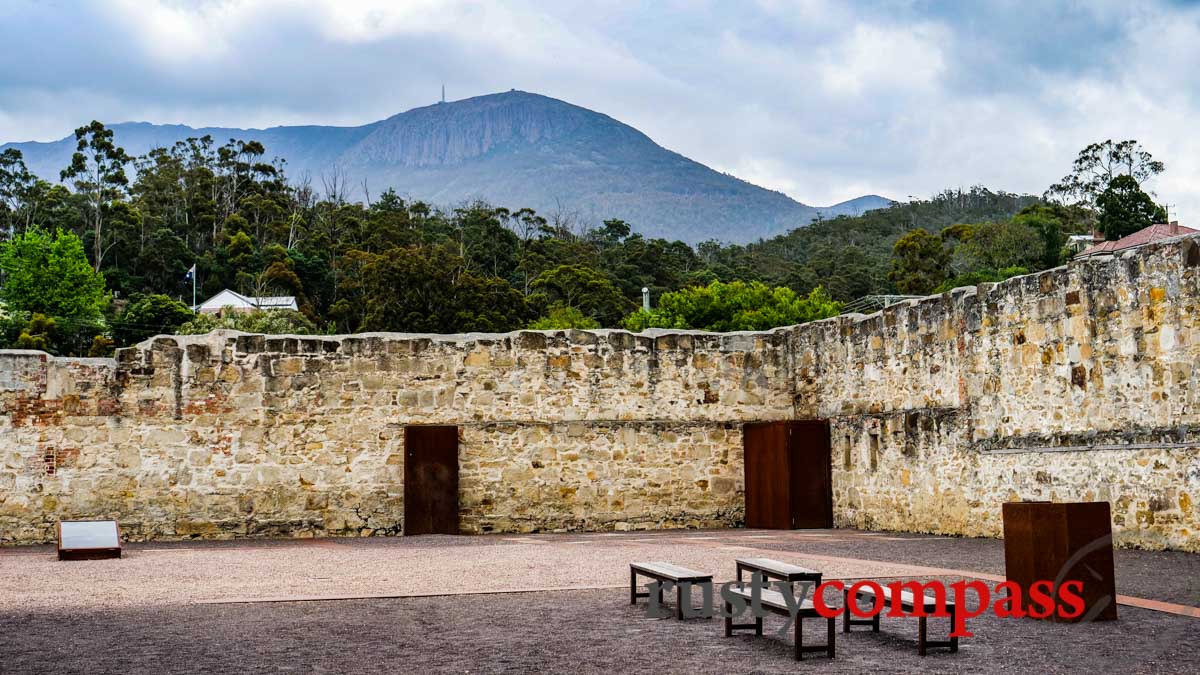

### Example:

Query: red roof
xmin=1077 ymin=222 xmax=1198 ymax=257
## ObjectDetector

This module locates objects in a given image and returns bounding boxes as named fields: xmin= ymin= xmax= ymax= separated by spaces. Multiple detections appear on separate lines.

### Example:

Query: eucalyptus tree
xmin=60 ymin=121 xmax=133 ymax=270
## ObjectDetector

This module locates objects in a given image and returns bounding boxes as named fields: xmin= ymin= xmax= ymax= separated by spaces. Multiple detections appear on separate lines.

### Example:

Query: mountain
xmin=1 ymin=91 xmax=890 ymax=244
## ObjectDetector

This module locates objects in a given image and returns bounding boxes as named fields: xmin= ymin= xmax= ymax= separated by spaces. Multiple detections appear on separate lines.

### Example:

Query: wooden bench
xmin=843 ymin=585 xmax=959 ymax=656
xmin=629 ymin=562 xmax=713 ymax=620
xmin=735 ymin=557 xmax=822 ymax=592
xmin=724 ymin=586 xmax=835 ymax=660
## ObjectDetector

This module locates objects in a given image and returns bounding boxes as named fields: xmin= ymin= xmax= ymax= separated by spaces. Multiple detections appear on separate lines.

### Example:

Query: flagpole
xmin=192 ymin=266 xmax=196 ymax=310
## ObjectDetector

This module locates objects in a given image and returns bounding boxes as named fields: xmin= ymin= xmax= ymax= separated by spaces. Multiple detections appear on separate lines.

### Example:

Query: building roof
xmin=195 ymin=289 xmax=298 ymax=312
xmin=1076 ymin=222 xmax=1198 ymax=258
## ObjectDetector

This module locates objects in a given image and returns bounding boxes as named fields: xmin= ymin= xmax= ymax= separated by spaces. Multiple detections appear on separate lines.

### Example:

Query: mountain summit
xmin=3 ymin=91 xmax=889 ymax=243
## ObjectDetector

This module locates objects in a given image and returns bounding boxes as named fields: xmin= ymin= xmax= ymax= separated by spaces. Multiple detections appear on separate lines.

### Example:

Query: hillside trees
xmin=622 ymin=281 xmax=840 ymax=332
xmin=1096 ymin=174 xmax=1167 ymax=240
xmin=1046 ymin=139 xmax=1164 ymax=209
xmin=60 ymin=121 xmax=133 ymax=271
xmin=6 ymin=126 xmax=1169 ymax=350
xmin=888 ymin=228 xmax=948 ymax=295
xmin=0 ymin=228 xmax=109 ymax=354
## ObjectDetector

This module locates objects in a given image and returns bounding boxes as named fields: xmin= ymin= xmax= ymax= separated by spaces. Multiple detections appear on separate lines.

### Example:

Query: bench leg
xmin=724 ymin=602 xmax=732 ymax=637
xmin=843 ymin=590 xmax=850 ymax=633
xmin=950 ymin=607 xmax=959 ymax=653
xmin=873 ymin=612 xmax=880 ymax=632
xmin=630 ymin=569 xmax=637 ymax=605
xmin=918 ymin=616 xmax=927 ymax=657
xmin=795 ymin=614 xmax=804 ymax=661
xmin=676 ymin=585 xmax=684 ymax=620
xmin=756 ymin=616 xmax=763 ymax=636
xmin=827 ymin=617 xmax=836 ymax=659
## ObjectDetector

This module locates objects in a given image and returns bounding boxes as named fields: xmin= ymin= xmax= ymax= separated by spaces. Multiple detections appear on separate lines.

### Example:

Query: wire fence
xmin=840 ymin=295 xmax=923 ymax=315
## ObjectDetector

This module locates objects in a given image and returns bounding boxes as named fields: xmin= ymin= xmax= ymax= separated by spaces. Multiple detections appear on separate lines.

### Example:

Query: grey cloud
xmin=1 ymin=0 xmax=1198 ymax=219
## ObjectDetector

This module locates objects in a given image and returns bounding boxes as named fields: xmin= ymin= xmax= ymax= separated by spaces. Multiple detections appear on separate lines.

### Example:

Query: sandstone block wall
xmin=792 ymin=235 xmax=1200 ymax=551
xmin=2 ymin=236 xmax=1197 ymax=550
xmin=1 ymin=330 xmax=786 ymax=543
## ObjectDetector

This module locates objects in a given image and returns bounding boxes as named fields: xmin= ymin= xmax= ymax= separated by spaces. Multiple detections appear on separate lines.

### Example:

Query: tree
xmin=60 ymin=121 xmax=133 ymax=270
xmin=344 ymin=245 xmax=529 ymax=334
xmin=14 ymin=314 xmax=55 ymax=351
xmin=114 ymin=294 xmax=196 ymax=346
xmin=1046 ymin=139 xmax=1164 ymax=209
xmin=178 ymin=308 xmax=319 ymax=335
xmin=951 ymin=221 xmax=1043 ymax=273
xmin=622 ymin=281 xmax=841 ymax=332
xmin=0 ymin=228 xmax=108 ymax=320
xmin=1096 ymin=174 xmax=1167 ymax=240
xmin=888 ymin=228 xmax=948 ymax=295
xmin=528 ymin=264 xmax=632 ymax=326
xmin=0 ymin=148 xmax=35 ymax=237
xmin=527 ymin=305 xmax=600 ymax=330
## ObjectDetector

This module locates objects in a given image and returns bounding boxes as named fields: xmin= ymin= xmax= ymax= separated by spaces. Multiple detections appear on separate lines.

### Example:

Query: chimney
xmin=1170 ymin=221 xmax=1180 ymax=235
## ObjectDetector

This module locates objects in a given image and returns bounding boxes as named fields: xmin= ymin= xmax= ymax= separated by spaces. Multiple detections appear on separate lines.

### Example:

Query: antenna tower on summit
xmin=441 ymin=84 xmax=445 ymax=103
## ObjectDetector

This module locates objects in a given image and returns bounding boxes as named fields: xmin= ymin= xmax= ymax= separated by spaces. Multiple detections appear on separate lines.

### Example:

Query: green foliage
xmin=0 ymin=148 xmax=37 ymax=234
xmin=1012 ymin=205 xmax=1070 ymax=269
xmin=0 ymin=228 xmax=108 ymax=320
xmin=713 ymin=186 xmax=1037 ymax=301
xmin=1046 ymin=139 xmax=1164 ymax=209
xmin=623 ymin=281 xmax=840 ymax=332
xmin=178 ymin=309 xmax=319 ymax=335
xmin=114 ymin=294 xmax=196 ymax=346
xmin=15 ymin=313 xmax=54 ymax=351
xmin=934 ymin=266 xmax=1029 ymax=293
xmin=529 ymin=264 xmax=633 ymax=326
xmin=333 ymin=245 xmax=530 ymax=334
xmin=1096 ymin=174 xmax=1167 ymax=240
xmin=888 ymin=228 xmax=948 ymax=295
xmin=527 ymin=305 xmax=601 ymax=330
xmin=88 ymin=335 xmax=115 ymax=357
xmin=6 ymin=128 xmax=1145 ymax=343
xmin=949 ymin=221 xmax=1043 ymax=273
xmin=60 ymin=121 xmax=133 ymax=270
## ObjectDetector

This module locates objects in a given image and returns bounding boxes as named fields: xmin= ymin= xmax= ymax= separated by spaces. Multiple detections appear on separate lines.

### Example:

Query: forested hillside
xmin=1 ymin=91 xmax=888 ymax=244
xmin=0 ymin=127 xmax=1155 ymax=356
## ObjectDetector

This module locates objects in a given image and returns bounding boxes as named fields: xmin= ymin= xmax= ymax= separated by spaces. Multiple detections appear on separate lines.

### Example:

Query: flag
xmin=184 ymin=264 xmax=196 ymax=281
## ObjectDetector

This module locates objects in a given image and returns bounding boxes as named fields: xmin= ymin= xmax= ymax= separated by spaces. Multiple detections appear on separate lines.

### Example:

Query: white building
xmin=194 ymin=289 xmax=298 ymax=314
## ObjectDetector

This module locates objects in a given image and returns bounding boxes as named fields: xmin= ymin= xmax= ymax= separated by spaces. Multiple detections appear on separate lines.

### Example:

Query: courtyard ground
xmin=1 ymin=529 xmax=1197 ymax=673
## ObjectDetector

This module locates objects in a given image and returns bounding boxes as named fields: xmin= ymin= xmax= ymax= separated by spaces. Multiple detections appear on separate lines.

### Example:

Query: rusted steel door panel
xmin=404 ymin=425 xmax=459 ymax=535
xmin=1002 ymin=501 xmax=1118 ymax=621
xmin=744 ymin=420 xmax=832 ymax=530
xmin=789 ymin=420 xmax=833 ymax=529
xmin=744 ymin=421 xmax=792 ymax=529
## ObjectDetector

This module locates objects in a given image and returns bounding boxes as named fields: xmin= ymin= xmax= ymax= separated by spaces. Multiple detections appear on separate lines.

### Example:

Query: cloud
xmin=1 ymin=0 xmax=1198 ymax=220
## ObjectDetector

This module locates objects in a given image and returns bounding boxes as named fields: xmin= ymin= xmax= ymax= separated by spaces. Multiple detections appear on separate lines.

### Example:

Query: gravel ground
xmin=2 ymin=529 xmax=1196 ymax=673
xmin=1 ymin=585 xmax=1197 ymax=674
xmin=2 ymin=529 xmax=1197 ymax=609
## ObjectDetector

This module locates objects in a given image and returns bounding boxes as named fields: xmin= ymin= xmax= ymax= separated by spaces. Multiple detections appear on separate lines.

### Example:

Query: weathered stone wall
xmin=792 ymin=235 xmax=1200 ymax=551
xmin=2 ymin=235 xmax=1197 ymax=550
xmin=1 ymin=330 xmax=784 ymax=543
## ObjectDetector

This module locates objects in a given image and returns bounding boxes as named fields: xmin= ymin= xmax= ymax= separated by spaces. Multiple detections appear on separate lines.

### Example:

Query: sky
xmin=2 ymin=0 xmax=1199 ymax=218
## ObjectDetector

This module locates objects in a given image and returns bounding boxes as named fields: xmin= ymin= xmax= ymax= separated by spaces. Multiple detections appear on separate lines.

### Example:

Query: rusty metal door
xmin=743 ymin=420 xmax=831 ymax=529
xmin=789 ymin=420 xmax=833 ymax=529
xmin=403 ymin=425 xmax=459 ymax=535
xmin=744 ymin=422 xmax=792 ymax=529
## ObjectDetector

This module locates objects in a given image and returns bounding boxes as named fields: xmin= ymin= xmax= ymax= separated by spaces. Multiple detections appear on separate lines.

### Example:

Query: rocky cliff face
xmin=342 ymin=91 xmax=654 ymax=167
xmin=2 ymin=91 xmax=888 ymax=243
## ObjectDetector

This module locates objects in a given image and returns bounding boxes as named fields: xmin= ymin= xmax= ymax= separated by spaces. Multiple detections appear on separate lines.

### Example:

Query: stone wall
xmin=1 ymin=330 xmax=786 ymax=543
xmin=791 ymin=234 xmax=1200 ymax=551
xmin=1 ymin=235 xmax=1197 ymax=550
